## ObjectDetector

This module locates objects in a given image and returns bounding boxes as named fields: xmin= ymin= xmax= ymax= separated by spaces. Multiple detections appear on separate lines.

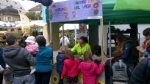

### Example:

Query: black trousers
xmin=0 ymin=74 xmax=3 ymax=84
xmin=58 ymin=73 xmax=63 ymax=84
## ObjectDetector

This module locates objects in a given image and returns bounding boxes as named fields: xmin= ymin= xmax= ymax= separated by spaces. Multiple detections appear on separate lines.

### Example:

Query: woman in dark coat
xmin=19 ymin=32 xmax=28 ymax=48
xmin=115 ymin=34 xmax=133 ymax=65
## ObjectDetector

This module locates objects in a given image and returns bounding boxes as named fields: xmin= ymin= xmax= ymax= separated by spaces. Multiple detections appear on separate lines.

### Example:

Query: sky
xmin=14 ymin=0 xmax=40 ymax=10
xmin=14 ymin=0 xmax=65 ymax=10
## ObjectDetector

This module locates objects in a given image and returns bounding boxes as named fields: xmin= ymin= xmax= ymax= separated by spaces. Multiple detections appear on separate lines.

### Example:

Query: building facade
xmin=0 ymin=6 xmax=20 ymax=22
xmin=28 ymin=4 xmax=42 ymax=13
xmin=0 ymin=0 xmax=26 ymax=22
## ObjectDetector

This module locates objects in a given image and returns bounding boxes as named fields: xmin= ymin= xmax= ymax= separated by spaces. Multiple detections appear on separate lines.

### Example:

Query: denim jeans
xmin=13 ymin=74 xmax=35 ymax=84
xmin=34 ymin=71 xmax=51 ymax=84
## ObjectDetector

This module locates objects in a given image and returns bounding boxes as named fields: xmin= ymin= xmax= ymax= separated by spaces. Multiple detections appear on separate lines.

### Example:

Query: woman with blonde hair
xmin=56 ymin=46 xmax=68 ymax=84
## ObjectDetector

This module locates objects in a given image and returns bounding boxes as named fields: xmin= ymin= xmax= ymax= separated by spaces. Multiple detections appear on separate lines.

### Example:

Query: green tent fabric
xmin=56 ymin=0 xmax=150 ymax=25
xmin=114 ymin=0 xmax=150 ymax=11
xmin=104 ymin=4 xmax=150 ymax=24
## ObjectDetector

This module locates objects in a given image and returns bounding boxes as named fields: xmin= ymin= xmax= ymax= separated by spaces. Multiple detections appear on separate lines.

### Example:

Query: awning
xmin=114 ymin=0 xmax=150 ymax=11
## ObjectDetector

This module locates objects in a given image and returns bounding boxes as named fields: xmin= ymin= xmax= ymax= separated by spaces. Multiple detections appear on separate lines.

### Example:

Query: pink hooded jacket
xmin=61 ymin=58 xmax=80 ymax=78
xmin=78 ymin=62 xmax=104 ymax=84
xmin=25 ymin=43 xmax=38 ymax=54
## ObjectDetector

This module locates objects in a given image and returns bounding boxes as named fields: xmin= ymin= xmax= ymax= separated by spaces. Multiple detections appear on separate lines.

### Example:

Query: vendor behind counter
xmin=71 ymin=36 xmax=91 ymax=56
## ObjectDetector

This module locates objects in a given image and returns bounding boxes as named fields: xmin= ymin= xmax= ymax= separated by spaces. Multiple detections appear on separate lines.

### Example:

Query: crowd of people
xmin=0 ymin=33 xmax=53 ymax=84
xmin=0 ymin=28 xmax=150 ymax=84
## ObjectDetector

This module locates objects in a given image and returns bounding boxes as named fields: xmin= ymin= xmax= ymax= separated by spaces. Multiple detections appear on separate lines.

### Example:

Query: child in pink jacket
xmin=61 ymin=50 xmax=80 ymax=84
xmin=25 ymin=36 xmax=38 ymax=74
xmin=78 ymin=51 xmax=105 ymax=84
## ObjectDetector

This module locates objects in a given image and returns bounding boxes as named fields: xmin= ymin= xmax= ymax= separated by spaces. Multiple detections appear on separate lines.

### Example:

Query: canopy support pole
xmin=50 ymin=22 xmax=52 ymax=48
xmin=62 ymin=24 xmax=65 ymax=46
xmin=74 ymin=24 xmax=77 ymax=44
xmin=108 ymin=21 xmax=112 ymax=84
xmin=108 ymin=21 xmax=111 ymax=59
xmin=100 ymin=18 xmax=104 ymax=57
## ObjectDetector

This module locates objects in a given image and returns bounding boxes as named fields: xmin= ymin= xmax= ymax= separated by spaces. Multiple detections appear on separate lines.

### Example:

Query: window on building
xmin=15 ymin=17 xmax=19 ymax=21
xmin=15 ymin=2 xmax=17 ymax=4
xmin=1 ymin=17 xmax=3 ymax=21
xmin=11 ymin=29 xmax=14 ymax=31
xmin=6 ymin=0 xmax=8 ymax=2
xmin=8 ymin=17 xmax=11 ymax=21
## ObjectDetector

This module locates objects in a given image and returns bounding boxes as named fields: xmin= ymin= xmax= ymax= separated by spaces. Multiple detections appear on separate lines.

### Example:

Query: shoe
xmin=30 ymin=68 xmax=36 ymax=74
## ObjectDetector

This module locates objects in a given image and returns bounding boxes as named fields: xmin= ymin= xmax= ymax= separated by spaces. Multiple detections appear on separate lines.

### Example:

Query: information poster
xmin=49 ymin=0 xmax=102 ymax=22
xmin=70 ymin=0 xmax=102 ymax=21
xmin=78 ymin=23 xmax=88 ymax=37
xmin=49 ymin=1 xmax=70 ymax=22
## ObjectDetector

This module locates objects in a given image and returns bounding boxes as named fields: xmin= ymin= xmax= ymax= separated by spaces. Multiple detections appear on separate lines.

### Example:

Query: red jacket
xmin=61 ymin=58 xmax=80 ymax=77
xmin=78 ymin=62 xmax=104 ymax=84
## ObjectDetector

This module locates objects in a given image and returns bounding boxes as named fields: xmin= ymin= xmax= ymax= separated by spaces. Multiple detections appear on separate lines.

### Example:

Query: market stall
xmin=30 ymin=0 xmax=150 ymax=84
xmin=48 ymin=0 xmax=106 ymax=84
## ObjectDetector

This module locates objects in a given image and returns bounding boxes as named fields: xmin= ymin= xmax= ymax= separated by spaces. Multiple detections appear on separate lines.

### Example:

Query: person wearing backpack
xmin=111 ymin=50 xmax=131 ymax=84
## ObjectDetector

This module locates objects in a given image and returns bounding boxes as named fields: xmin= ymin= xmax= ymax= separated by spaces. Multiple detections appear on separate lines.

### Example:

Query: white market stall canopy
xmin=30 ymin=20 xmax=47 ymax=27
xmin=59 ymin=24 xmax=89 ymax=30
xmin=0 ymin=21 xmax=16 ymax=28
xmin=16 ymin=20 xmax=46 ymax=28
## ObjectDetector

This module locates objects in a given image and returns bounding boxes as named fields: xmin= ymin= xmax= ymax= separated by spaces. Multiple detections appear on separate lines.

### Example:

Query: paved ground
xmin=53 ymin=50 xmax=58 ymax=64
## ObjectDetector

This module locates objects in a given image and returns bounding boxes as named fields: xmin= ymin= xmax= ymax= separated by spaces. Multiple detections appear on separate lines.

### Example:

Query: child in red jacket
xmin=61 ymin=50 xmax=80 ymax=84
xmin=78 ymin=51 xmax=105 ymax=84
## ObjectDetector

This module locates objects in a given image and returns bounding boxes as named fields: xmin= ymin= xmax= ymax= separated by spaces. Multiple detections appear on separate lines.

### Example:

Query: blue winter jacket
xmin=0 ymin=46 xmax=5 ymax=68
xmin=130 ymin=58 xmax=148 ymax=84
xmin=56 ymin=52 xmax=65 ymax=73
xmin=143 ymin=44 xmax=150 ymax=57
xmin=34 ymin=46 xmax=53 ymax=72
xmin=122 ymin=40 xmax=132 ymax=64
